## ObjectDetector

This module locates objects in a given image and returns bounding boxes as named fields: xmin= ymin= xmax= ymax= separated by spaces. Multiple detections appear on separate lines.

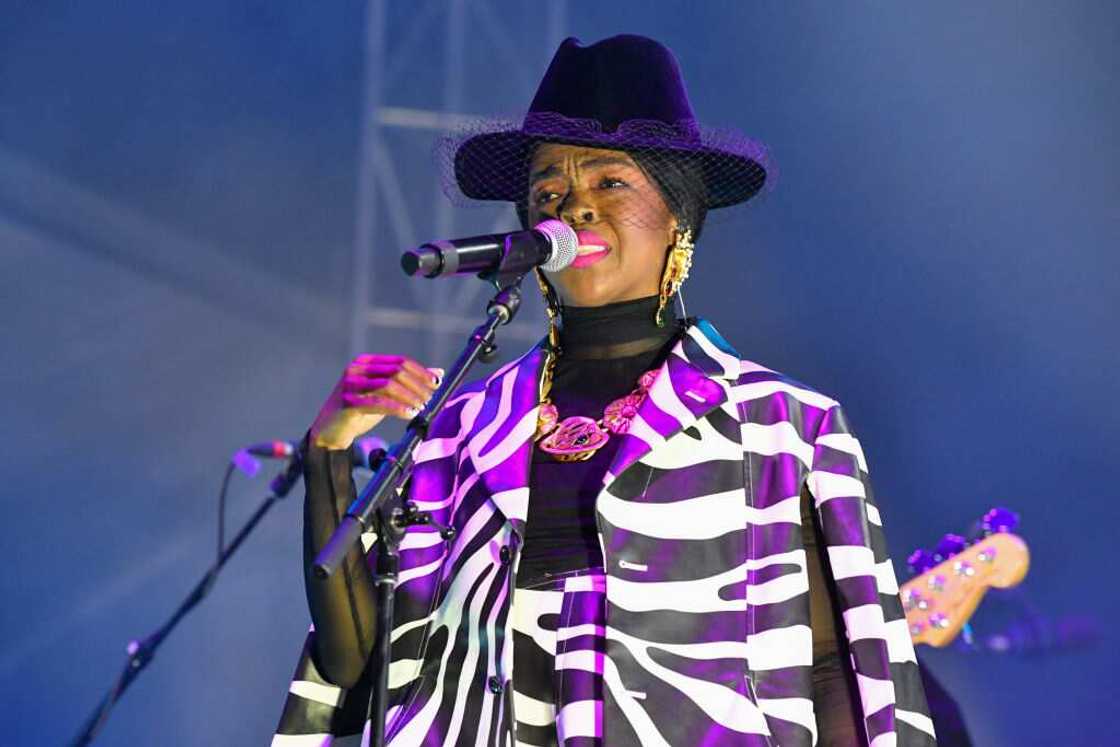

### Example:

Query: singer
xmin=274 ymin=36 xmax=936 ymax=746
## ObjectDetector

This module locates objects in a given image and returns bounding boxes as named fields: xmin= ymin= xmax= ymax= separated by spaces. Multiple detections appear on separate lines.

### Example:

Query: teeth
xmin=576 ymin=244 xmax=609 ymax=255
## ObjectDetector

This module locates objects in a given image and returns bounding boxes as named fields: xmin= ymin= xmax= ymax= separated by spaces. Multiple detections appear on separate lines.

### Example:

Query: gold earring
xmin=533 ymin=268 xmax=562 ymax=438
xmin=656 ymin=226 xmax=694 ymax=327
xmin=533 ymin=268 xmax=561 ymax=353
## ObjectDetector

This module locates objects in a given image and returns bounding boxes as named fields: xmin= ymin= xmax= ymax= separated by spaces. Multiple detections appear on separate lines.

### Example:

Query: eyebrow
xmin=529 ymin=155 xmax=638 ymax=185
xmin=529 ymin=164 xmax=562 ymax=185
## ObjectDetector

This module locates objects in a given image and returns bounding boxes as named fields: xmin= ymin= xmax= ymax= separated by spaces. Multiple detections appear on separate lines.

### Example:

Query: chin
xmin=559 ymin=278 xmax=619 ymax=307
xmin=566 ymin=287 xmax=646 ymax=308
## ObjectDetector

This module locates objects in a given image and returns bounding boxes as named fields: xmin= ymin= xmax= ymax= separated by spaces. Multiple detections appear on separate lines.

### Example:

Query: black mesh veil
xmin=434 ymin=112 xmax=776 ymax=235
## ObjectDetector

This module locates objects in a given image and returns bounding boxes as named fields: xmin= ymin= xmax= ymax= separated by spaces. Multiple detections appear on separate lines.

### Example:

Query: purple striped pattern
xmin=509 ymin=571 xmax=608 ymax=746
xmin=272 ymin=319 xmax=936 ymax=746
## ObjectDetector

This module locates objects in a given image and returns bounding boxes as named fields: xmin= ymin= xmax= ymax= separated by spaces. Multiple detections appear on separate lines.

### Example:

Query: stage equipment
xmin=232 ymin=435 xmax=387 ymax=476
xmin=902 ymin=507 xmax=1029 ymax=647
xmin=70 ymin=454 xmax=306 ymax=746
xmin=313 ymin=231 xmax=559 ymax=746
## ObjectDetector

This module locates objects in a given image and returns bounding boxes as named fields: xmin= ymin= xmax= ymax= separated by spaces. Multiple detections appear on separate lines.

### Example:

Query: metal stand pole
xmin=70 ymin=458 xmax=304 ymax=746
xmin=315 ymin=264 xmax=532 ymax=743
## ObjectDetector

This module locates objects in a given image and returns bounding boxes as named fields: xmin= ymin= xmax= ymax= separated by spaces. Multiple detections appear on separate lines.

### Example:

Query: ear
xmin=667 ymin=215 xmax=680 ymax=245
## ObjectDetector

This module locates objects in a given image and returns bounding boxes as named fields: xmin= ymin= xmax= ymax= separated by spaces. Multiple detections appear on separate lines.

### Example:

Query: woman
xmin=274 ymin=35 xmax=936 ymax=746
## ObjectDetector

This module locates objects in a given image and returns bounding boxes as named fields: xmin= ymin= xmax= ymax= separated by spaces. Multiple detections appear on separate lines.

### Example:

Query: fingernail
xmin=429 ymin=367 xmax=444 ymax=386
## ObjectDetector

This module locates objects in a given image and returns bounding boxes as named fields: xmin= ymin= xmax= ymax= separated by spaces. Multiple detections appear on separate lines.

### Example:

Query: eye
xmin=533 ymin=190 xmax=560 ymax=206
xmin=599 ymin=176 xmax=628 ymax=189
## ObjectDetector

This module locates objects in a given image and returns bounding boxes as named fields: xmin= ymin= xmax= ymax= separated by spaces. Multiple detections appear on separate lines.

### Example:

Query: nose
xmin=559 ymin=190 xmax=597 ymax=227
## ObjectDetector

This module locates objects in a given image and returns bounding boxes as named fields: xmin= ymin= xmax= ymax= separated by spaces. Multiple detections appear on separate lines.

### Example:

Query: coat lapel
xmin=464 ymin=318 xmax=742 ymax=531
xmin=464 ymin=342 xmax=547 ymax=534
xmin=600 ymin=318 xmax=742 ymax=495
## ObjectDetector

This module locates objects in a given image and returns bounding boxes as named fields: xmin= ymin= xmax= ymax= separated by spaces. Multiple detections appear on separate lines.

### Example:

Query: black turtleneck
xmin=518 ymin=295 xmax=681 ymax=587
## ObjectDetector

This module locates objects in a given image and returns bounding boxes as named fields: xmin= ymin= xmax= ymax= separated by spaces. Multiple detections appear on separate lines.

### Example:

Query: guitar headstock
xmin=902 ymin=508 xmax=1030 ymax=647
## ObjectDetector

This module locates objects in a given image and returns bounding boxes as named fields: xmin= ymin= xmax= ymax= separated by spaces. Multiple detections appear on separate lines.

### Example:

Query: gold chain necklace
xmin=532 ymin=271 xmax=678 ymax=462
xmin=534 ymin=366 xmax=659 ymax=462
xmin=530 ymin=281 xmax=664 ymax=462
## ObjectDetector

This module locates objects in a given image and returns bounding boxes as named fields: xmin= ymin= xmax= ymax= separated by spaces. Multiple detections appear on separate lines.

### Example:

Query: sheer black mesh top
xmin=518 ymin=295 xmax=682 ymax=587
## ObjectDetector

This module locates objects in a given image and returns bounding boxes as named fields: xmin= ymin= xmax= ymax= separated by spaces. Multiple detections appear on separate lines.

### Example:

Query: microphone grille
xmin=534 ymin=219 xmax=578 ymax=272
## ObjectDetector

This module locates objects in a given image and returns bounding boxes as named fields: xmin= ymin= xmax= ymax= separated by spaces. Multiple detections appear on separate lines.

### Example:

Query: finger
xmin=343 ymin=376 xmax=425 ymax=410
xmin=391 ymin=366 xmax=439 ymax=401
xmin=349 ymin=360 xmax=436 ymax=391
xmin=349 ymin=356 xmax=439 ymax=391
xmin=353 ymin=353 xmax=404 ymax=365
xmin=365 ymin=358 xmax=438 ymax=398
xmin=400 ymin=357 xmax=442 ymax=388
xmin=341 ymin=369 xmax=432 ymax=411
xmin=342 ymin=392 xmax=415 ymax=418
xmin=346 ymin=362 xmax=405 ymax=379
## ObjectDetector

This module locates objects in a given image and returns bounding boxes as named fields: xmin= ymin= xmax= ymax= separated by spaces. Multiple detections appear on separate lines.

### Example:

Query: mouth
xmin=570 ymin=230 xmax=612 ymax=268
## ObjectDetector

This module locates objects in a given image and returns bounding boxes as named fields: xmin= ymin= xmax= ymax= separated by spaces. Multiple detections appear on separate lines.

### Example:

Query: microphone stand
xmin=70 ymin=456 xmax=306 ymax=746
xmin=312 ymin=259 xmax=535 ymax=747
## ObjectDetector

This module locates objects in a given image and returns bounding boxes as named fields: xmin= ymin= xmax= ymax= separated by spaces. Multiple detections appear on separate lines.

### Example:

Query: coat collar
xmin=600 ymin=317 xmax=741 ymax=495
xmin=464 ymin=318 xmax=742 ymax=533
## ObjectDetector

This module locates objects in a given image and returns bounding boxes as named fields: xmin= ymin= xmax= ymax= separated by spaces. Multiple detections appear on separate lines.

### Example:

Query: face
xmin=527 ymin=143 xmax=677 ymax=308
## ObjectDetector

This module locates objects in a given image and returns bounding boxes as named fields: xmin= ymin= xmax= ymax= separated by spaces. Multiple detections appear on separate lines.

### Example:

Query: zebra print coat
xmin=273 ymin=318 xmax=937 ymax=746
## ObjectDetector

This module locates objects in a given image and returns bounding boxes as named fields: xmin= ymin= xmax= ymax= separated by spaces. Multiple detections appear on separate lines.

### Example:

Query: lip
xmin=575 ymin=230 xmax=609 ymax=247
xmin=570 ymin=229 xmax=612 ymax=268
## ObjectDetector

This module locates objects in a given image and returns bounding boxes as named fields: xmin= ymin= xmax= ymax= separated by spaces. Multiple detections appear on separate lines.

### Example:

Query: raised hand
xmin=309 ymin=354 xmax=441 ymax=450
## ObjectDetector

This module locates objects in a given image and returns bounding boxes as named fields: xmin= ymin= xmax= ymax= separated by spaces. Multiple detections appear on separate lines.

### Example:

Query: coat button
xmin=498 ymin=546 xmax=512 ymax=565
xmin=487 ymin=675 xmax=503 ymax=694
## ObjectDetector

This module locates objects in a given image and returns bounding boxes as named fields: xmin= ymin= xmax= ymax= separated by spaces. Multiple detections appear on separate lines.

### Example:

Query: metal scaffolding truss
xmin=350 ymin=0 xmax=567 ymax=362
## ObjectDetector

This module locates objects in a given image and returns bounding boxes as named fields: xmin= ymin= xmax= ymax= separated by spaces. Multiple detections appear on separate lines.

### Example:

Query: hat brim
xmin=448 ymin=122 xmax=770 ymax=211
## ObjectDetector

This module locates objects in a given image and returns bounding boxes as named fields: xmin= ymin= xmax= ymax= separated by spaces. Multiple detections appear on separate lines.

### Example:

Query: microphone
xmin=243 ymin=440 xmax=297 ymax=459
xmin=232 ymin=435 xmax=388 ymax=477
xmin=400 ymin=219 xmax=578 ymax=278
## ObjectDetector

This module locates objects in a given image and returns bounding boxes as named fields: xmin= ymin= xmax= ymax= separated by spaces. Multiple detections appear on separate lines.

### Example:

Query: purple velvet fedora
xmin=443 ymin=34 xmax=772 ymax=211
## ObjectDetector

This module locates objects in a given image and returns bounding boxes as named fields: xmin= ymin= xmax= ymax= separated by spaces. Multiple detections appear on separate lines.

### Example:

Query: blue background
xmin=2 ymin=2 xmax=1116 ymax=744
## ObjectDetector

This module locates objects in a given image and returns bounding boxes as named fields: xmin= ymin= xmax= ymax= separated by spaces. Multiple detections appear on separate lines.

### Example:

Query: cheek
xmin=600 ymin=227 xmax=666 ymax=297
xmin=616 ymin=223 xmax=669 ymax=269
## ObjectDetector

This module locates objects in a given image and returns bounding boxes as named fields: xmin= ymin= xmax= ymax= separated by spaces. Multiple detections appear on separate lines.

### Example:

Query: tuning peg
xmin=981 ymin=507 xmax=1019 ymax=535
xmin=934 ymin=533 xmax=966 ymax=561
xmin=907 ymin=548 xmax=936 ymax=575
xmin=963 ymin=518 xmax=987 ymax=544
xmin=903 ymin=588 xmax=928 ymax=612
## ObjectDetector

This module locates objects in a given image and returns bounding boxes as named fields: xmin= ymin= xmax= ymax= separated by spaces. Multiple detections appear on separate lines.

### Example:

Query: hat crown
xmin=442 ymin=34 xmax=771 ymax=210
xmin=527 ymin=35 xmax=696 ymax=133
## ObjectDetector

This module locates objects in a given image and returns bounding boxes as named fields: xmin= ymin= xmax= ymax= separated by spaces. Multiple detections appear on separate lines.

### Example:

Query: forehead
xmin=529 ymin=143 xmax=640 ymax=172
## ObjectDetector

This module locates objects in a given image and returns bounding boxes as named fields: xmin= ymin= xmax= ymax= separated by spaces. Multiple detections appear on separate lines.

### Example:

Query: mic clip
xmin=363 ymin=448 xmax=388 ymax=469
xmin=268 ymin=445 xmax=305 ymax=497
xmin=388 ymin=501 xmax=456 ymax=542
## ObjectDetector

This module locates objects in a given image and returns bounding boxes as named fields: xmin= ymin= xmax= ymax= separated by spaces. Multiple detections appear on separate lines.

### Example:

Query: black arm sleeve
xmin=801 ymin=485 xmax=866 ymax=746
xmin=302 ymin=435 xmax=378 ymax=689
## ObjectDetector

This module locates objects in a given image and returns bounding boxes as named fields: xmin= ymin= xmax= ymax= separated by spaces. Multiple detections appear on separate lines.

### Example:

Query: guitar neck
xmin=902 ymin=532 xmax=1030 ymax=647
